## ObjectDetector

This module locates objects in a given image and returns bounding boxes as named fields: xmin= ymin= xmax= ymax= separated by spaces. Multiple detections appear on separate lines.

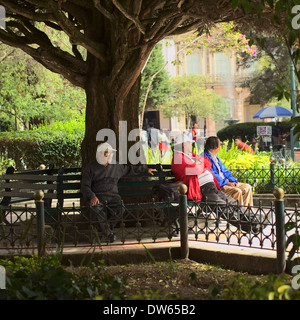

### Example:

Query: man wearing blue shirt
xmin=203 ymin=136 xmax=253 ymax=207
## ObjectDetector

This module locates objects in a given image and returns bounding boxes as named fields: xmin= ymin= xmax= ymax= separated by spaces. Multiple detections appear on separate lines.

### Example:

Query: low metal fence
xmin=0 ymin=186 xmax=299 ymax=273
xmin=231 ymin=162 xmax=300 ymax=194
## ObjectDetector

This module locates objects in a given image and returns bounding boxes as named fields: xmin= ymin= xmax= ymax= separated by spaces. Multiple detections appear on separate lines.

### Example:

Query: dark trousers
xmin=200 ymin=182 xmax=259 ymax=233
xmin=200 ymin=182 xmax=236 ymax=205
xmin=89 ymin=194 xmax=124 ymax=236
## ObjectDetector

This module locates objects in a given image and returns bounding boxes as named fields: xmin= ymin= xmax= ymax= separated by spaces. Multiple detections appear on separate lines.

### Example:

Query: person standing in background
xmin=272 ymin=122 xmax=282 ymax=145
xmin=147 ymin=122 xmax=160 ymax=157
xmin=234 ymin=137 xmax=254 ymax=154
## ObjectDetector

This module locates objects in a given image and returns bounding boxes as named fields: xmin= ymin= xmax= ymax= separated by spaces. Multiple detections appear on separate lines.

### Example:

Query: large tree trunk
xmin=80 ymin=6 xmax=154 ymax=169
xmin=81 ymin=54 xmax=143 ymax=169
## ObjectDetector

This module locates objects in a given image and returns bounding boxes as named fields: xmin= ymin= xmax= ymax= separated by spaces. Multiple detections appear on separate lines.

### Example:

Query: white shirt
xmin=176 ymin=151 xmax=214 ymax=186
xmin=198 ymin=171 xmax=214 ymax=186
xmin=209 ymin=151 xmax=225 ymax=179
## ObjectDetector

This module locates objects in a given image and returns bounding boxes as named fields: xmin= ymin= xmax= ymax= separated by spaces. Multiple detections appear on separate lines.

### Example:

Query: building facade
xmin=151 ymin=36 xmax=262 ymax=137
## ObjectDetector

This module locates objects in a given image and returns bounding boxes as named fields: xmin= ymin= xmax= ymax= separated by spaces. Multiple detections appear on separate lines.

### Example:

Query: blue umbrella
xmin=253 ymin=106 xmax=293 ymax=119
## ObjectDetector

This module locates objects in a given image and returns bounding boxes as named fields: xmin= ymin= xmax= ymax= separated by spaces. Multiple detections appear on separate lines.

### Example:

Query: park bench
xmin=0 ymin=164 xmax=177 ymax=207
xmin=0 ymin=164 xmax=268 ymax=245
xmin=0 ymin=164 xmax=183 ymax=237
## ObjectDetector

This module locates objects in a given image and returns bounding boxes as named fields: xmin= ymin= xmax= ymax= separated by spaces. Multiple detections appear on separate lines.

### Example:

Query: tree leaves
xmin=158 ymin=75 xmax=230 ymax=125
xmin=0 ymin=46 xmax=86 ymax=130
xmin=139 ymin=44 xmax=172 ymax=112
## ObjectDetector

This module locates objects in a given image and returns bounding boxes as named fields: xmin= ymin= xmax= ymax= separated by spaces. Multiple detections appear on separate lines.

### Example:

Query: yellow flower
xmin=268 ymin=292 xmax=275 ymax=300
xmin=277 ymin=285 xmax=291 ymax=294
xmin=278 ymin=285 xmax=292 ymax=300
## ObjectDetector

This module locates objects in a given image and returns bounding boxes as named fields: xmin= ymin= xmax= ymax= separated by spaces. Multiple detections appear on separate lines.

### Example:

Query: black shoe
xmin=172 ymin=230 xmax=180 ymax=237
xmin=241 ymin=222 xmax=259 ymax=235
xmin=98 ymin=232 xmax=116 ymax=243
xmin=109 ymin=233 xmax=116 ymax=243
xmin=229 ymin=214 xmax=260 ymax=235
xmin=242 ymin=213 xmax=270 ymax=235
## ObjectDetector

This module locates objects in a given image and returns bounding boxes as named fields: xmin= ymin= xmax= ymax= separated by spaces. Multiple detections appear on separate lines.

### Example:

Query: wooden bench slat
xmin=19 ymin=169 xmax=56 ymax=175
xmin=60 ymin=182 xmax=81 ymax=190
xmin=119 ymin=189 xmax=154 ymax=196
xmin=58 ymin=168 xmax=82 ymax=174
xmin=59 ymin=174 xmax=82 ymax=180
xmin=9 ymin=197 xmax=33 ymax=203
xmin=0 ymin=182 xmax=57 ymax=190
xmin=0 ymin=174 xmax=57 ymax=181
xmin=0 ymin=191 xmax=57 ymax=199
xmin=52 ymin=172 xmax=173 ymax=182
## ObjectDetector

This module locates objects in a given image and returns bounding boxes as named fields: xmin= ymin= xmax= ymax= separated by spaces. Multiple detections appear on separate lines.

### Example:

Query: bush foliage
xmin=0 ymin=255 xmax=127 ymax=300
xmin=217 ymin=121 xmax=292 ymax=142
xmin=0 ymin=119 xmax=84 ymax=170
xmin=211 ymin=273 xmax=300 ymax=300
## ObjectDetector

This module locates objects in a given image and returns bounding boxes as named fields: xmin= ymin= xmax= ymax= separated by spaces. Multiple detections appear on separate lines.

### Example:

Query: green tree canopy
xmin=159 ymin=75 xmax=230 ymax=128
xmin=0 ymin=45 xmax=86 ymax=131
xmin=139 ymin=43 xmax=172 ymax=111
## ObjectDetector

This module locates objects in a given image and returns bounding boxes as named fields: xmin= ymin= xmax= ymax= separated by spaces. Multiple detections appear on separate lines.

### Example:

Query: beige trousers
xmin=221 ymin=182 xmax=253 ymax=207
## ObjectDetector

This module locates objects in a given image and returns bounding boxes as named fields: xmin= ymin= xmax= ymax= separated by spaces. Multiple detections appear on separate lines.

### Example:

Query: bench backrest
xmin=0 ymin=164 xmax=175 ymax=206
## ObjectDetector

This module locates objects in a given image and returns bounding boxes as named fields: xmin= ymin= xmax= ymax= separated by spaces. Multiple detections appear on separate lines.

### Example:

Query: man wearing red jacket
xmin=171 ymin=133 xmax=261 ymax=234
xmin=171 ymin=133 xmax=237 ymax=205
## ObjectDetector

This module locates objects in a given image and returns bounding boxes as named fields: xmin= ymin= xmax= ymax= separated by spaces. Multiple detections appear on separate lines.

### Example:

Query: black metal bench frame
xmin=0 ymin=164 xmax=178 ymax=226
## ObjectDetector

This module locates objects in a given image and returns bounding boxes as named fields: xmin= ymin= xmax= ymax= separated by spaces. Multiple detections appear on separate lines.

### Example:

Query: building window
xmin=186 ymin=53 xmax=201 ymax=75
xmin=216 ymin=52 xmax=230 ymax=78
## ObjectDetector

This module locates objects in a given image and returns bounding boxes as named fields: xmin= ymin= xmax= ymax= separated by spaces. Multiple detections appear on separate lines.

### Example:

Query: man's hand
xmin=90 ymin=196 xmax=100 ymax=206
xmin=148 ymin=168 xmax=157 ymax=175
xmin=227 ymin=182 xmax=238 ymax=187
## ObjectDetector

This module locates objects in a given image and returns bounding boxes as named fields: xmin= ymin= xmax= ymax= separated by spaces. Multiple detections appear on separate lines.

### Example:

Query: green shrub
xmin=217 ymin=121 xmax=292 ymax=142
xmin=0 ymin=156 xmax=15 ymax=174
xmin=0 ymin=119 xmax=84 ymax=170
xmin=0 ymin=255 xmax=127 ymax=300
xmin=211 ymin=273 xmax=300 ymax=300
xmin=218 ymin=140 xmax=270 ymax=169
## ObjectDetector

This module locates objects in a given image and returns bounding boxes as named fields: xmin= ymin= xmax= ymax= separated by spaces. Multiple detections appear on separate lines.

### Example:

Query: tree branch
xmin=1 ymin=0 xmax=107 ymax=63
xmin=71 ymin=44 xmax=84 ymax=61
xmin=0 ymin=0 xmax=54 ymax=21
xmin=0 ymin=27 xmax=87 ymax=88
xmin=283 ymin=35 xmax=300 ymax=84
xmin=43 ymin=21 xmax=63 ymax=31
xmin=168 ymin=18 xmax=203 ymax=36
xmin=139 ymin=61 xmax=167 ymax=129
xmin=112 ymin=0 xmax=146 ymax=34
xmin=47 ymin=1 xmax=107 ymax=63
xmin=93 ymin=0 xmax=114 ymax=21
xmin=145 ymin=8 xmax=183 ymax=41
xmin=132 ymin=0 xmax=143 ymax=16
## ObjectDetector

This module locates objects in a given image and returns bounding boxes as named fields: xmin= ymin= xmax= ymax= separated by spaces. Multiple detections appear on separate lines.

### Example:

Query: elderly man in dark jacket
xmin=81 ymin=142 xmax=156 ymax=242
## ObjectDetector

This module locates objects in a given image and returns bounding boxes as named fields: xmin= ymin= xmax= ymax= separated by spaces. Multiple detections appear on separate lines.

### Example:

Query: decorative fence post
xmin=282 ymin=144 xmax=286 ymax=160
xmin=274 ymin=187 xmax=286 ymax=274
xmin=35 ymin=190 xmax=45 ymax=257
xmin=270 ymin=157 xmax=276 ymax=192
xmin=178 ymin=184 xmax=189 ymax=259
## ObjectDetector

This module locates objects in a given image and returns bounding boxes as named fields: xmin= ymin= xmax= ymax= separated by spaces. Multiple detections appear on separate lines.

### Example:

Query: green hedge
xmin=217 ymin=121 xmax=292 ymax=142
xmin=0 ymin=120 xmax=84 ymax=170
